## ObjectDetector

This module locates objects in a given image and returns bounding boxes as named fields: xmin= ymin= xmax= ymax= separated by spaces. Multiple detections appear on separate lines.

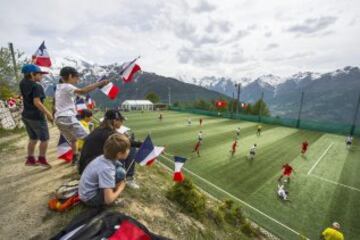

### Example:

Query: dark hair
xmin=103 ymin=133 xmax=130 ymax=160
xmin=100 ymin=119 xmax=116 ymax=131
xmin=80 ymin=109 xmax=93 ymax=119
xmin=60 ymin=66 xmax=79 ymax=81
xmin=24 ymin=73 xmax=31 ymax=79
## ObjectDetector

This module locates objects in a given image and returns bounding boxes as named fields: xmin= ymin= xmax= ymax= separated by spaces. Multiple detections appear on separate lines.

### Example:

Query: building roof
xmin=121 ymin=100 xmax=153 ymax=105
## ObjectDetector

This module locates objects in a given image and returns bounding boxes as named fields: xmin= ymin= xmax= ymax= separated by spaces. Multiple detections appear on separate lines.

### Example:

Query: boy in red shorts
xmin=278 ymin=163 xmax=294 ymax=183
xmin=230 ymin=140 xmax=238 ymax=156
xmin=192 ymin=141 xmax=201 ymax=157
xmin=301 ymin=140 xmax=309 ymax=156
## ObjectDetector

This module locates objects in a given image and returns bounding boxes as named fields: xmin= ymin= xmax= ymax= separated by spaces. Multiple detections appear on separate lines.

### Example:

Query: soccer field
xmin=123 ymin=111 xmax=360 ymax=240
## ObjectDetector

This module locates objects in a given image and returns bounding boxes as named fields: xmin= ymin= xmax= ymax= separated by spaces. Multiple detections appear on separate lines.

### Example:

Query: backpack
xmin=50 ymin=209 xmax=171 ymax=240
xmin=48 ymin=180 xmax=80 ymax=212
xmin=56 ymin=180 xmax=80 ymax=200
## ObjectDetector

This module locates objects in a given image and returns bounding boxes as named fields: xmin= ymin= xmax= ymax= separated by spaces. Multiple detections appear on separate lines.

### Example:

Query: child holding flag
xmin=55 ymin=66 xmax=109 ymax=165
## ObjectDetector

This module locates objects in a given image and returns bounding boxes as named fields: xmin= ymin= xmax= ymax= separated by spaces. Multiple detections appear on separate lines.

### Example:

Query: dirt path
xmin=0 ymin=127 xmax=78 ymax=239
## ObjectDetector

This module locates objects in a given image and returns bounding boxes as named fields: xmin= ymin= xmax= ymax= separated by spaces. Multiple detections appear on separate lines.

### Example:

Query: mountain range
xmin=179 ymin=67 xmax=360 ymax=124
xmin=43 ymin=57 xmax=360 ymax=124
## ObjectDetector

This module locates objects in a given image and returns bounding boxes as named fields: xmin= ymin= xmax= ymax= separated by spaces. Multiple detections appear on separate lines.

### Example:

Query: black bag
xmin=50 ymin=209 xmax=171 ymax=240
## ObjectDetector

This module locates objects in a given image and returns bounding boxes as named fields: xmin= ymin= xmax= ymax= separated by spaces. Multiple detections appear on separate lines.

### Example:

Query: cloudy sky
xmin=0 ymin=0 xmax=359 ymax=80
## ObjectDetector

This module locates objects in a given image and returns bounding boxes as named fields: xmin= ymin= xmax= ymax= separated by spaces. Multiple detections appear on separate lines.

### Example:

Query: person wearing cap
xmin=321 ymin=222 xmax=344 ymax=240
xmin=54 ymin=66 xmax=109 ymax=165
xmin=78 ymin=109 xmax=143 ymax=189
xmin=19 ymin=64 xmax=53 ymax=167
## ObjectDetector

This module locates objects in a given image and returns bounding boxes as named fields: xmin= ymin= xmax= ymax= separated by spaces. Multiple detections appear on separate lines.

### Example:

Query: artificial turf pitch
xmin=124 ymin=110 xmax=360 ymax=240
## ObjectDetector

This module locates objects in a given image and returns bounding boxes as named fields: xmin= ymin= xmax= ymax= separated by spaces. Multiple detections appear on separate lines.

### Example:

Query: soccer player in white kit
xmin=277 ymin=183 xmax=289 ymax=201
xmin=346 ymin=135 xmax=353 ymax=149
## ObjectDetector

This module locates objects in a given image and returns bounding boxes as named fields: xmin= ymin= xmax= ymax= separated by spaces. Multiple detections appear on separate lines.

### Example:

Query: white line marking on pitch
xmin=307 ymin=143 xmax=334 ymax=175
xmin=310 ymin=174 xmax=360 ymax=193
xmin=159 ymin=155 xmax=309 ymax=240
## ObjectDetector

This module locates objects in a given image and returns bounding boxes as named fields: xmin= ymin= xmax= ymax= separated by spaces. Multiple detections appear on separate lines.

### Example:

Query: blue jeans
xmin=114 ymin=161 xmax=126 ymax=183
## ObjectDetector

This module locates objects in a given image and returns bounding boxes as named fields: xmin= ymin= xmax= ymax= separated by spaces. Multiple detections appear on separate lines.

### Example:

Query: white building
xmin=121 ymin=100 xmax=154 ymax=111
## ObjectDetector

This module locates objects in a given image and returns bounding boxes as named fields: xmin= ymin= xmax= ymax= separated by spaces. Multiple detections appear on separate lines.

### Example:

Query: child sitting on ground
xmin=78 ymin=133 xmax=130 ymax=207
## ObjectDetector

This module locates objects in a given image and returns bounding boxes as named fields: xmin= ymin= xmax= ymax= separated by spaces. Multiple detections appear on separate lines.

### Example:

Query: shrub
xmin=166 ymin=179 xmax=206 ymax=219
xmin=207 ymin=207 xmax=225 ymax=226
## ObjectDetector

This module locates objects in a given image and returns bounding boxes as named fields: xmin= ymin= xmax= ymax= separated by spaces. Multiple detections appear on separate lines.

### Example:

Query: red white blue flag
xmin=57 ymin=135 xmax=73 ymax=162
xmin=86 ymin=95 xmax=95 ymax=109
xmin=75 ymin=96 xmax=87 ymax=112
xmin=120 ymin=57 xmax=141 ymax=83
xmin=135 ymin=135 xmax=164 ymax=166
xmin=173 ymin=156 xmax=187 ymax=182
xmin=98 ymin=76 xmax=120 ymax=100
xmin=32 ymin=41 xmax=52 ymax=67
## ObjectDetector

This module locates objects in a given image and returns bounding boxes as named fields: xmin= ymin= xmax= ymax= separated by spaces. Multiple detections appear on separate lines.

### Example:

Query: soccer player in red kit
xmin=278 ymin=163 xmax=294 ymax=183
xmin=230 ymin=140 xmax=237 ymax=156
xmin=192 ymin=141 xmax=201 ymax=157
xmin=301 ymin=140 xmax=309 ymax=155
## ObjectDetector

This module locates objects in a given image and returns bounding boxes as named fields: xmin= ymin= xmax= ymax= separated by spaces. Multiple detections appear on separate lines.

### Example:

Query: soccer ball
xmin=283 ymin=179 xmax=288 ymax=183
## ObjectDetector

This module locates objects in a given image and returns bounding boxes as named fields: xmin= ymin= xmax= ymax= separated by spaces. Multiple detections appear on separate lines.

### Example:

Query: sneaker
xmin=25 ymin=156 xmax=37 ymax=166
xmin=126 ymin=179 xmax=140 ymax=189
xmin=37 ymin=156 xmax=51 ymax=168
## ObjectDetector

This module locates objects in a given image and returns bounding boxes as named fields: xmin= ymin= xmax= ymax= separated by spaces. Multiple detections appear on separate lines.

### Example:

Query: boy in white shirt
xmin=55 ymin=66 xmax=108 ymax=164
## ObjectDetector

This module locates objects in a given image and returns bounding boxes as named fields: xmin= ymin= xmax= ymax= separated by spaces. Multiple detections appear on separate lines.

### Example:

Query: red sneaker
xmin=25 ymin=156 xmax=37 ymax=166
xmin=37 ymin=156 xmax=52 ymax=168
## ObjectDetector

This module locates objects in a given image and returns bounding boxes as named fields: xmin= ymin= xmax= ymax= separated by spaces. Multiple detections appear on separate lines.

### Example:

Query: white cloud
xmin=0 ymin=0 xmax=359 ymax=80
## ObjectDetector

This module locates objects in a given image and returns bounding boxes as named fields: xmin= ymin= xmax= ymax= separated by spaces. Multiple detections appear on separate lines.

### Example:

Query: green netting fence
xmin=169 ymin=107 xmax=360 ymax=137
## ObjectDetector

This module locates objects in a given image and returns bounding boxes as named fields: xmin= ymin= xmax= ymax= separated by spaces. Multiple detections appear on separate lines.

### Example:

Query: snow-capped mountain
xmin=180 ymin=66 xmax=360 ymax=124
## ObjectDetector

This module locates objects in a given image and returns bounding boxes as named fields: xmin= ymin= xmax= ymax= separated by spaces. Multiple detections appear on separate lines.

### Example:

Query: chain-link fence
xmin=169 ymin=106 xmax=360 ymax=137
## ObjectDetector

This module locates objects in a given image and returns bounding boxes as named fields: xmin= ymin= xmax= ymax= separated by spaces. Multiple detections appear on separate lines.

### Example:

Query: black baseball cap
xmin=104 ymin=109 xmax=126 ymax=121
xmin=60 ymin=66 xmax=80 ymax=78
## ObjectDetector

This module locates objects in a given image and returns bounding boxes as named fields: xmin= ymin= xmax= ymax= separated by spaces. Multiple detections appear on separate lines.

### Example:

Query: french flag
xmin=57 ymin=135 xmax=73 ymax=162
xmin=75 ymin=97 xmax=87 ymax=112
xmin=120 ymin=57 xmax=141 ymax=83
xmin=173 ymin=156 xmax=187 ymax=183
xmin=86 ymin=95 xmax=95 ymax=109
xmin=98 ymin=76 xmax=119 ymax=100
xmin=32 ymin=41 xmax=52 ymax=67
xmin=135 ymin=135 xmax=164 ymax=166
